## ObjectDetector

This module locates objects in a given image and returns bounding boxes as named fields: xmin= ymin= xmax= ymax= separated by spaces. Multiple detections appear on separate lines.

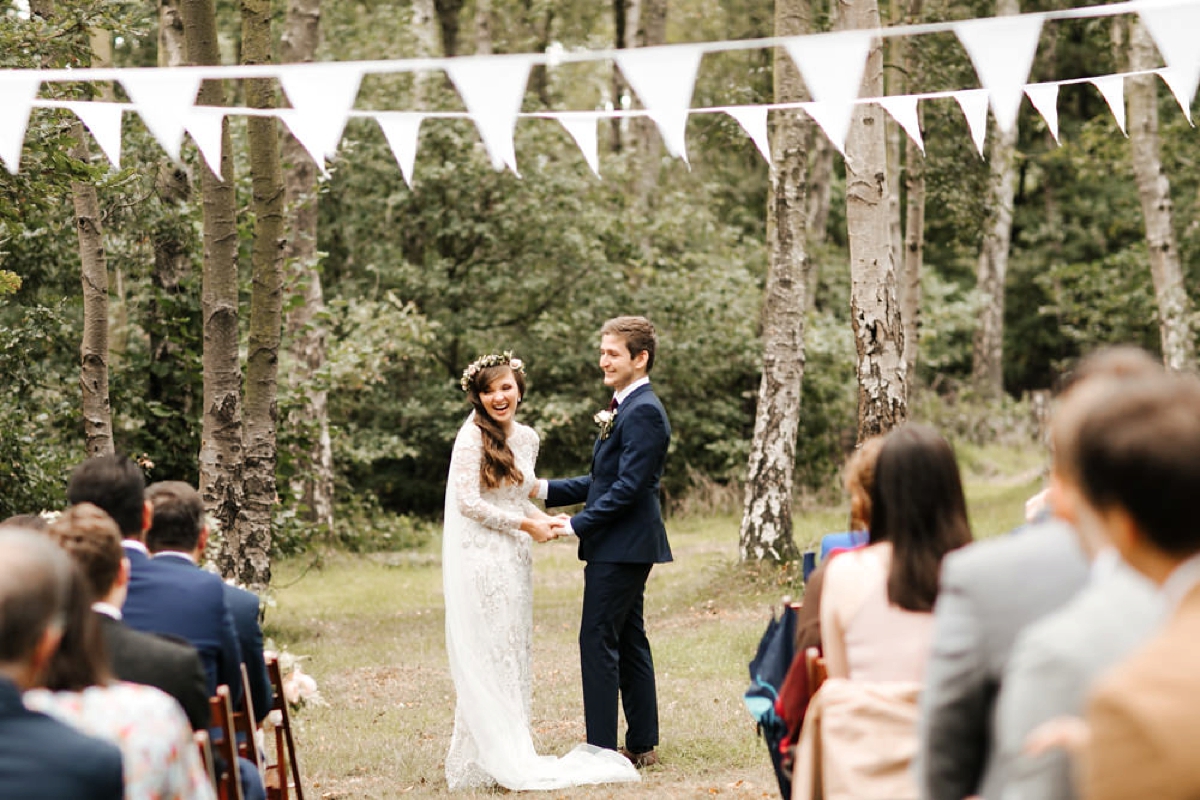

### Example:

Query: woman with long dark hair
xmin=441 ymin=352 xmax=638 ymax=791
xmin=819 ymin=424 xmax=973 ymax=681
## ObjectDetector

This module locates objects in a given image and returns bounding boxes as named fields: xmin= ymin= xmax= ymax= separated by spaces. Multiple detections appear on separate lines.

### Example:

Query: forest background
xmin=2 ymin=0 xmax=1198 ymax=584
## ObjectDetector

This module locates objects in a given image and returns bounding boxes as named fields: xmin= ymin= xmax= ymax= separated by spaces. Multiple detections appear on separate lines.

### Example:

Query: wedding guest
xmin=820 ymin=424 xmax=972 ymax=682
xmin=0 ymin=513 xmax=48 ymax=531
xmin=0 ymin=527 xmax=124 ymax=800
xmin=66 ymin=453 xmax=154 ymax=581
xmin=22 ymin=549 xmax=215 ymax=800
xmin=46 ymin=502 xmax=211 ymax=731
xmin=1071 ymin=373 xmax=1200 ymax=800
xmin=992 ymin=372 xmax=1163 ymax=800
xmin=146 ymin=481 xmax=272 ymax=723
xmin=915 ymin=346 xmax=1160 ymax=800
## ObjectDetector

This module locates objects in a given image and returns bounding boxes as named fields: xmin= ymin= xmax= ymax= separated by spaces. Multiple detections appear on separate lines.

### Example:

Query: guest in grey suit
xmin=916 ymin=519 xmax=1088 ymax=800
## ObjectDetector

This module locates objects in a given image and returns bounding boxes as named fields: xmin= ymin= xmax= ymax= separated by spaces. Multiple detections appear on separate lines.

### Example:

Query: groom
xmin=540 ymin=315 xmax=673 ymax=767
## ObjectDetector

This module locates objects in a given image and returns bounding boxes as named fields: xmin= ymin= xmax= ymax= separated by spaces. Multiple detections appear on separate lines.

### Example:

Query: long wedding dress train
xmin=442 ymin=415 xmax=640 ymax=791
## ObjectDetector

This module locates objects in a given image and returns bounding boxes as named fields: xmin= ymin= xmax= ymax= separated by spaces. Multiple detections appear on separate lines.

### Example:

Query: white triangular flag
xmin=1024 ymin=82 xmax=1060 ymax=143
xmin=556 ymin=112 xmax=602 ymax=178
xmin=184 ymin=106 xmax=226 ymax=179
xmin=785 ymin=31 xmax=871 ymax=155
xmin=278 ymin=109 xmax=331 ymax=177
xmin=279 ymin=63 xmax=363 ymax=162
xmin=1158 ymin=68 xmax=1194 ymax=125
xmin=0 ymin=73 xmax=41 ymax=174
xmin=615 ymin=45 xmax=704 ymax=163
xmin=723 ymin=106 xmax=771 ymax=163
xmin=953 ymin=88 xmax=991 ymax=156
xmin=446 ymin=54 xmax=533 ymax=174
xmin=953 ymin=14 xmax=1044 ymax=134
xmin=120 ymin=70 xmax=202 ymax=162
xmin=376 ymin=113 xmax=424 ymax=188
xmin=65 ymin=101 xmax=123 ymax=169
xmin=1141 ymin=3 xmax=1200 ymax=119
xmin=879 ymin=95 xmax=924 ymax=154
xmin=803 ymin=102 xmax=852 ymax=156
xmin=1091 ymin=75 xmax=1126 ymax=135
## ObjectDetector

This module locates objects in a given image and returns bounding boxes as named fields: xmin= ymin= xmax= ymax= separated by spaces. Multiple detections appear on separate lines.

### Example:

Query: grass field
xmin=264 ymin=443 xmax=1043 ymax=799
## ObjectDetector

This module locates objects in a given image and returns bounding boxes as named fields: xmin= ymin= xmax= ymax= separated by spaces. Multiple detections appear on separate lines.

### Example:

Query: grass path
xmin=264 ymin=445 xmax=1040 ymax=799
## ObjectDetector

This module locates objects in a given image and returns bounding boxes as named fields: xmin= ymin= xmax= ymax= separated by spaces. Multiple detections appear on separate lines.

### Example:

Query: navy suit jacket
xmin=0 ymin=677 xmax=124 ymax=800
xmin=223 ymin=582 xmax=274 ymax=722
xmin=547 ymin=382 xmax=673 ymax=564
xmin=122 ymin=552 xmax=244 ymax=708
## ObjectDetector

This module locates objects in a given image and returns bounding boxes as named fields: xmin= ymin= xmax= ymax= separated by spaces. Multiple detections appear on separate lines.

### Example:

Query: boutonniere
xmin=593 ymin=408 xmax=617 ymax=441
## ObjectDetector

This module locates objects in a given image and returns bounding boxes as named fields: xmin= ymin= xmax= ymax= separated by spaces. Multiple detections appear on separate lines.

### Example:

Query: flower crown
xmin=460 ymin=350 xmax=525 ymax=391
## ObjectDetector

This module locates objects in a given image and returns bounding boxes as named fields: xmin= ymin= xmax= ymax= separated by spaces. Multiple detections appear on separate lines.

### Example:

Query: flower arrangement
xmin=264 ymin=644 xmax=326 ymax=710
xmin=594 ymin=408 xmax=617 ymax=440
xmin=460 ymin=350 xmax=525 ymax=391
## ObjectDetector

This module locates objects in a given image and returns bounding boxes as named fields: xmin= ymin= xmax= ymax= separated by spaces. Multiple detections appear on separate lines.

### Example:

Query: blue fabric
xmin=0 ymin=677 xmax=124 ymax=800
xmin=224 ymin=583 xmax=274 ymax=722
xmin=744 ymin=607 xmax=798 ymax=800
xmin=122 ymin=554 xmax=244 ymax=710
xmin=819 ymin=530 xmax=870 ymax=562
xmin=546 ymin=383 xmax=673 ymax=565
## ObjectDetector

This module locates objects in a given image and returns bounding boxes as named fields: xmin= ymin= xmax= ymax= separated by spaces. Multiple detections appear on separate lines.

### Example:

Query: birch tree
xmin=184 ymin=0 xmax=245 ymax=548
xmin=738 ymin=0 xmax=808 ymax=563
xmin=1127 ymin=19 xmax=1195 ymax=370
xmin=971 ymin=0 xmax=1020 ymax=397
xmin=232 ymin=0 xmax=287 ymax=588
xmin=899 ymin=0 xmax=926 ymax=390
xmin=844 ymin=0 xmax=905 ymax=440
xmin=280 ymin=0 xmax=335 ymax=539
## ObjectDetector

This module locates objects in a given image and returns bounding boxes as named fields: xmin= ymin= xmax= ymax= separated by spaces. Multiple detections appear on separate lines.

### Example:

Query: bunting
xmin=1091 ymin=75 xmax=1127 ymax=135
xmin=785 ymin=31 xmax=872 ymax=153
xmin=279 ymin=63 xmax=364 ymax=165
xmin=120 ymin=71 xmax=202 ymax=162
xmin=616 ymin=46 xmax=704 ymax=163
xmin=66 ymin=101 xmax=124 ymax=169
xmin=1140 ymin=3 xmax=1200 ymax=119
xmin=184 ymin=107 xmax=227 ymax=178
xmin=556 ymin=113 xmax=602 ymax=178
xmin=1024 ymin=83 xmax=1061 ymax=143
xmin=723 ymin=105 xmax=772 ymax=163
xmin=954 ymin=89 xmax=991 ymax=156
xmin=1157 ymin=68 xmax=1195 ymax=125
xmin=953 ymin=14 xmax=1044 ymax=134
xmin=446 ymin=55 xmax=533 ymax=174
xmin=879 ymin=95 xmax=925 ymax=154
xmin=0 ymin=73 xmax=41 ymax=173
xmin=377 ymin=112 xmax=425 ymax=188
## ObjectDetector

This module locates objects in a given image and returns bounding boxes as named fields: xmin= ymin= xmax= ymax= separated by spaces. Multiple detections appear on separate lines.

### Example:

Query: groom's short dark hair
xmin=601 ymin=316 xmax=658 ymax=372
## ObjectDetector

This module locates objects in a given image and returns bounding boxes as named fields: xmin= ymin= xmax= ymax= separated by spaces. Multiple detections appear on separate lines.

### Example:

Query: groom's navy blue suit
xmin=547 ymin=382 xmax=672 ymax=753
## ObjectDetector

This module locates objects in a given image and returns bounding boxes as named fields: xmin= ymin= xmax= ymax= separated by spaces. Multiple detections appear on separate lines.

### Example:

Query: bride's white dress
xmin=442 ymin=415 xmax=640 ymax=791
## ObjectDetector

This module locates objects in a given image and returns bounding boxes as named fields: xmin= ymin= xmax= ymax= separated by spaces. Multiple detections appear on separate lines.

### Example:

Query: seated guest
xmin=66 ymin=454 xmax=154 ymax=579
xmin=146 ymin=481 xmax=273 ymax=723
xmin=1068 ymin=373 xmax=1200 ymax=800
xmin=916 ymin=346 xmax=1160 ymax=800
xmin=821 ymin=424 xmax=973 ymax=681
xmin=0 ymin=527 xmax=123 ymax=800
xmin=23 ymin=551 xmax=215 ymax=800
xmin=992 ymin=370 xmax=1164 ymax=800
xmin=47 ymin=503 xmax=211 ymax=732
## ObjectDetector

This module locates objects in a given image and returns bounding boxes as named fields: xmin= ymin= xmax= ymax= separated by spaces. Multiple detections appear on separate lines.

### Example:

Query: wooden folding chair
xmin=233 ymin=663 xmax=263 ymax=773
xmin=209 ymin=685 xmax=245 ymax=800
xmin=265 ymin=654 xmax=304 ymax=800
xmin=195 ymin=729 xmax=217 ymax=795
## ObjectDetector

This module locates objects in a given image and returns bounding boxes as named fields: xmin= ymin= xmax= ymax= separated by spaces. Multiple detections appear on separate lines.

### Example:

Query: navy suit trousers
xmin=580 ymin=561 xmax=658 ymax=752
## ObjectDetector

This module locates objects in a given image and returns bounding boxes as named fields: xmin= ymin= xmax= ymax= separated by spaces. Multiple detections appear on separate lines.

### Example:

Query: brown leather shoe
xmin=618 ymin=747 xmax=660 ymax=768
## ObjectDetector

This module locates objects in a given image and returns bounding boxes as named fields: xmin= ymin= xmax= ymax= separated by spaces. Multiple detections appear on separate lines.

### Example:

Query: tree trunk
xmin=281 ymin=0 xmax=335 ymax=539
xmin=433 ymin=0 xmax=463 ymax=57
xmin=73 ymin=128 xmax=115 ymax=458
xmin=235 ymin=0 xmax=287 ymax=589
xmin=631 ymin=0 xmax=667 ymax=225
xmin=844 ymin=0 xmax=905 ymax=441
xmin=738 ymin=0 xmax=809 ymax=564
xmin=970 ymin=0 xmax=1020 ymax=397
xmin=183 ymin=0 xmax=245 ymax=552
xmin=610 ymin=0 xmax=631 ymax=152
xmin=474 ymin=0 xmax=492 ymax=54
xmin=1128 ymin=20 xmax=1196 ymax=371
xmin=412 ymin=0 xmax=439 ymax=102
xmin=899 ymin=0 xmax=925 ymax=391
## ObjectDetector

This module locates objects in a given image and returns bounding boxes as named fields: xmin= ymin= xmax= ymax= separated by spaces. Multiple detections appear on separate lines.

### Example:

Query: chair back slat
xmin=209 ymin=685 xmax=246 ymax=800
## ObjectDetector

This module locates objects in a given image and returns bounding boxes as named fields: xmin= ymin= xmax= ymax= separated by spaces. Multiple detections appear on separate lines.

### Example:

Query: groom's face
xmin=600 ymin=334 xmax=648 ymax=393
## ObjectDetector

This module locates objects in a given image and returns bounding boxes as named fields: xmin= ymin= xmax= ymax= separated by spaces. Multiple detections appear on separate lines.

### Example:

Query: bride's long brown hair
xmin=466 ymin=364 xmax=527 ymax=490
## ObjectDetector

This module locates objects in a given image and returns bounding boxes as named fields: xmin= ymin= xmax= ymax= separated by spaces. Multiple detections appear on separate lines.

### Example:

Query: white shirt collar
xmin=152 ymin=550 xmax=197 ymax=565
xmin=122 ymin=539 xmax=149 ymax=555
xmin=1161 ymin=552 xmax=1200 ymax=608
xmin=91 ymin=602 xmax=122 ymax=620
xmin=614 ymin=376 xmax=651 ymax=406
xmin=1090 ymin=547 xmax=1120 ymax=582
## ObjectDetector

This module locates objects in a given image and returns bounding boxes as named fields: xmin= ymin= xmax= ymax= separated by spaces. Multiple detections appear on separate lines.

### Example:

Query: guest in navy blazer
xmin=222 ymin=575 xmax=274 ymax=722
xmin=122 ymin=482 xmax=244 ymax=709
xmin=66 ymin=453 xmax=154 ymax=594
xmin=0 ymin=527 xmax=124 ymax=800
xmin=542 ymin=316 xmax=672 ymax=766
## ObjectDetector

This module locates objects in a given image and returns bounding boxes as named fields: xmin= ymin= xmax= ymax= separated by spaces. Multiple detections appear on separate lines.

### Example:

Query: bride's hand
xmin=522 ymin=517 xmax=558 ymax=543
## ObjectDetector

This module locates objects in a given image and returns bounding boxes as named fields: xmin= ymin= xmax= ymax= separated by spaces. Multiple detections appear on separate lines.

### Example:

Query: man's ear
xmin=632 ymin=349 xmax=650 ymax=372
xmin=116 ymin=557 xmax=130 ymax=589
xmin=141 ymin=500 xmax=153 ymax=534
xmin=197 ymin=525 xmax=209 ymax=555
xmin=1100 ymin=504 xmax=1141 ymax=561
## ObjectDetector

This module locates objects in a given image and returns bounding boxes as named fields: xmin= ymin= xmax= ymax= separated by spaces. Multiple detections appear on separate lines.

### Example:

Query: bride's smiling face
xmin=480 ymin=368 xmax=521 ymax=427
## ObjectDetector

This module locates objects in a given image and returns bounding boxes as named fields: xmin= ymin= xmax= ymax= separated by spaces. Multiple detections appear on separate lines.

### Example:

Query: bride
xmin=442 ymin=351 xmax=641 ymax=791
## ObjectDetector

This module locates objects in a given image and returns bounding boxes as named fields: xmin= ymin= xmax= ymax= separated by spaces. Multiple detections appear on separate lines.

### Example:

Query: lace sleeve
xmin=451 ymin=422 xmax=525 ymax=534
xmin=517 ymin=424 xmax=543 ymax=518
